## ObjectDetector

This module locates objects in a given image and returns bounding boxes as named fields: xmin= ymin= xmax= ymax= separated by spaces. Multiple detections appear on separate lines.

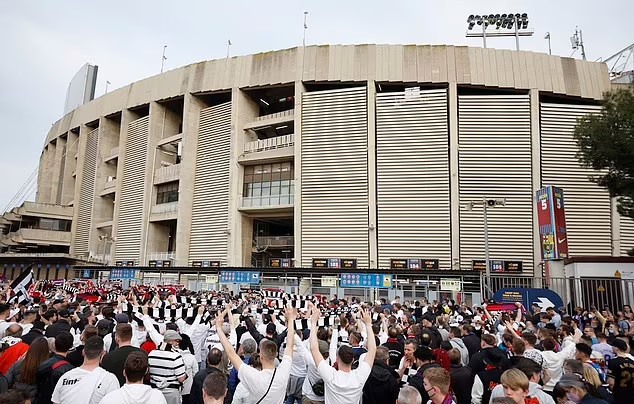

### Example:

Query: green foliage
xmin=574 ymin=87 xmax=634 ymax=219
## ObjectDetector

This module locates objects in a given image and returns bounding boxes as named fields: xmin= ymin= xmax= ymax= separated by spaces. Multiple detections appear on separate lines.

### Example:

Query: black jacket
xmin=191 ymin=366 xmax=222 ymax=404
xmin=382 ymin=339 xmax=404 ymax=369
xmin=362 ymin=360 xmax=400 ymax=404
xmin=450 ymin=363 xmax=473 ymax=404
xmin=475 ymin=367 xmax=504 ymax=404
xmin=35 ymin=354 xmax=74 ymax=404
xmin=468 ymin=347 xmax=509 ymax=378
xmin=409 ymin=362 xmax=441 ymax=403
xmin=44 ymin=319 xmax=71 ymax=338
xmin=462 ymin=333 xmax=481 ymax=359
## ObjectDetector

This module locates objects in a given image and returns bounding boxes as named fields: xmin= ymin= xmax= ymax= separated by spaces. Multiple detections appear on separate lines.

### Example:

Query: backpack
xmin=311 ymin=379 xmax=325 ymax=396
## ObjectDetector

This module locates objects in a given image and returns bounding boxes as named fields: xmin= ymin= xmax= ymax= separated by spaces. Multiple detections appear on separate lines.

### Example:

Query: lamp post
xmin=160 ymin=45 xmax=167 ymax=73
xmin=545 ymin=32 xmax=552 ymax=55
xmin=466 ymin=197 xmax=506 ymax=298
xmin=98 ymin=235 xmax=115 ymax=265
xmin=303 ymin=11 xmax=308 ymax=46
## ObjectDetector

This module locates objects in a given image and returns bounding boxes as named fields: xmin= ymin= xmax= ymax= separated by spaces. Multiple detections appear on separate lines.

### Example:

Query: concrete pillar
xmin=69 ymin=125 xmax=90 ymax=256
xmin=175 ymin=94 xmax=207 ymax=266
xmin=294 ymin=81 xmax=306 ymax=268
xmin=367 ymin=81 xmax=378 ymax=269
xmin=611 ymin=198 xmax=620 ymax=256
xmin=50 ymin=137 xmax=66 ymax=204
xmin=530 ymin=89 xmax=543 ymax=280
xmin=448 ymin=82 xmax=460 ymax=270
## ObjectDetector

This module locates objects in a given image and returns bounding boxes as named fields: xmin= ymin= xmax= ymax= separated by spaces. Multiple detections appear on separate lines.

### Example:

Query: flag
xmin=9 ymin=265 xmax=34 ymax=305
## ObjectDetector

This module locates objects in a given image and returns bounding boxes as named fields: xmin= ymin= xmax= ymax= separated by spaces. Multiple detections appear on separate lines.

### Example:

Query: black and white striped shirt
xmin=148 ymin=347 xmax=186 ymax=389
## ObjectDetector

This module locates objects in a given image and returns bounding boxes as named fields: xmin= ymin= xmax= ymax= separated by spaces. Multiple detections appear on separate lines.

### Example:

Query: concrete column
xmin=69 ymin=125 xmax=90 ymax=256
xmin=529 ymin=89 xmax=543 ymax=280
xmin=448 ymin=82 xmax=460 ymax=270
xmin=227 ymin=88 xmax=258 ymax=267
xmin=611 ymin=198 xmax=620 ymax=256
xmin=367 ymin=81 xmax=378 ymax=269
xmin=294 ymin=81 xmax=306 ymax=268
xmin=61 ymin=131 xmax=80 ymax=205
xmin=112 ymin=110 xmax=136 ymax=261
xmin=50 ymin=137 xmax=66 ymax=204
xmin=175 ymin=94 xmax=207 ymax=266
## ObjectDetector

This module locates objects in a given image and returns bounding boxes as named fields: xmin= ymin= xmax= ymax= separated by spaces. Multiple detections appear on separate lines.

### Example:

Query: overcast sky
xmin=0 ymin=0 xmax=630 ymax=212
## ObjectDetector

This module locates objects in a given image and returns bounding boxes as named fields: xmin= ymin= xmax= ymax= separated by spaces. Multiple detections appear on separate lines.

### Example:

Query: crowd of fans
xmin=0 ymin=279 xmax=632 ymax=404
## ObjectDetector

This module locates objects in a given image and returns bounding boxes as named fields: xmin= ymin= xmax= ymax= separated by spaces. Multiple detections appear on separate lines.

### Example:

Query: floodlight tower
xmin=466 ymin=13 xmax=534 ymax=50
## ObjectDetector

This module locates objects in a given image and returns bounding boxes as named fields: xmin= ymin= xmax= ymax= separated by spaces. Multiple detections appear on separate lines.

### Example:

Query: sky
xmin=0 ymin=0 xmax=631 ymax=212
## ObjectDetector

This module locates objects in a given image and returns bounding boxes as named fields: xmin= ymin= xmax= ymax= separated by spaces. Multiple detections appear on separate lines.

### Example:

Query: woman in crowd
xmin=554 ymin=373 xmax=609 ymax=404
xmin=5 ymin=337 xmax=51 ymax=401
xmin=582 ymin=363 xmax=614 ymax=404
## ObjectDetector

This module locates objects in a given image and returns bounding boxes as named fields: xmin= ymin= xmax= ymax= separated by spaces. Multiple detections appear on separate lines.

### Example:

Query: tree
xmin=574 ymin=87 xmax=634 ymax=220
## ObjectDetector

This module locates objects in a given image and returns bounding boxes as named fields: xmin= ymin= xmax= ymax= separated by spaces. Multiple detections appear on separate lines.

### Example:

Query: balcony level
xmin=154 ymin=163 xmax=181 ymax=185
xmin=99 ymin=177 xmax=117 ymax=196
xmin=1 ymin=228 xmax=71 ymax=246
xmin=243 ymin=109 xmax=294 ymax=131
xmin=104 ymin=146 xmax=119 ymax=163
xmin=8 ymin=202 xmax=73 ymax=221
xmin=239 ymin=134 xmax=295 ymax=164
xmin=239 ymin=194 xmax=294 ymax=214
xmin=254 ymin=235 xmax=294 ymax=248
xmin=149 ymin=201 xmax=179 ymax=222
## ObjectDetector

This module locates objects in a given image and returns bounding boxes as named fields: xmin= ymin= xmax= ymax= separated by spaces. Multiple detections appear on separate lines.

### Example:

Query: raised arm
xmin=283 ymin=306 xmax=297 ymax=358
xmin=216 ymin=306 xmax=243 ymax=371
xmin=362 ymin=308 xmax=376 ymax=366
xmin=514 ymin=302 xmax=523 ymax=324
xmin=308 ymin=303 xmax=324 ymax=368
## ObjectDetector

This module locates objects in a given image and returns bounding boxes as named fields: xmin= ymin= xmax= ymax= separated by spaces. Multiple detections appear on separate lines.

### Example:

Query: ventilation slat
xmin=74 ymin=129 xmax=98 ymax=256
xmin=376 ymin=89 xmax=451 ymax=269
xmin=459 ymin=95 xmax=533 ymax=271
xmin=540 ymin=103 xmax=610 ymax=256
xmin=188 ymin=102 xmax=232 ymax=263
xmin=301 ymin=87 xmax=369 ymax=268
xmin=115 ymin=117 xmax=149 ymax=262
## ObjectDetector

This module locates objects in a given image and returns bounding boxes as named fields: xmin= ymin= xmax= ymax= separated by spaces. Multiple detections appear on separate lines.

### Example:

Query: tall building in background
xmin=63 ymin=63 xmax=98 ymax=115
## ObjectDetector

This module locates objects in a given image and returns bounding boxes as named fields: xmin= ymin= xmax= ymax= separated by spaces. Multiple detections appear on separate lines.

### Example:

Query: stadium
xmin=1 ymin=44 xmax=632 ymax=295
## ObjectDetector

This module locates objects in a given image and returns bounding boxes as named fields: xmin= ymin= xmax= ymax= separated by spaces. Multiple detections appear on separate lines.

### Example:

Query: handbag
xmin=255 ymin=367 xmax=277 ymax=404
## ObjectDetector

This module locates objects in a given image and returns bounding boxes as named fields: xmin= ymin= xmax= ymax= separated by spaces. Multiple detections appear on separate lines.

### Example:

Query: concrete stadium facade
xmin=20 ymin=44 xmax=634 ymax=274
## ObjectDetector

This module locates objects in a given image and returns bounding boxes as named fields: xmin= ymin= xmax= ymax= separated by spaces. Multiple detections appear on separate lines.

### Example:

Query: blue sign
xmin=82 ymin=270 xmax=92 ymax=278
xmin=493 ymin=288 xmax=564 ymax=310
xmin=109 ymin=268 xmax=136 ymax=280
xmin=220 ymin=271 xmax=261 ymax=284
xmin=340 ymin=273 xmax=393 ymax=288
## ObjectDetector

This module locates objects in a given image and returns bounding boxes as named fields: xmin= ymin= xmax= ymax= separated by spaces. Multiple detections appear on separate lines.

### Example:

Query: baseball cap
xmin=163 ymin=330 xmax=182 ymax=341
xmin=318 ymin=340 xmax=329 ymax=355
xmin=115 ymin=313 xmax=130 ymax=324
xmin=58 ymin=309 xmax=70 ymax=318
xmin=96 ymin=319 xmax=113 ymax=337
xmin=610 ymin=339 xmax=629 ymax=352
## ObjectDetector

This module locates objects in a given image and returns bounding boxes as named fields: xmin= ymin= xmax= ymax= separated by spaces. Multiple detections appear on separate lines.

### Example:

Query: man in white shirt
xmin=217 ymin=304 xmax=297 ymax=404
xmin=99 ymin=351 xmax=167 ymax=404
xmin=52 ymin=335 xmax=119 ymax=404
xmin=308 ymin=303 xmax=376 ymax=404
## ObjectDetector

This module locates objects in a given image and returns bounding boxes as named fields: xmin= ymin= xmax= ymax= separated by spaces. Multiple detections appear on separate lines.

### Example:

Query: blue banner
xmin=219 ymin=271 xmax=261 ymax=284
xmin=109 ymin=268 xmax=136 ymax=280
xmin=340 ymin=273 xmax=393 ymax=288
xmin=493 ymin=288 xmax=564 ymax=310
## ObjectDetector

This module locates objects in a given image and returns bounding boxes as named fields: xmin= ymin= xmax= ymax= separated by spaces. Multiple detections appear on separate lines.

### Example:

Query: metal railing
xmin=254 ymin=109 xmax=294 ymax=122
xmin=243 ymin=134 xmax=295 ymax=154
xmin=151 ymin=201 xmax=179 ymax=215
xmin=255 ymin=236 xmax=295 ymax=247
xmin=146 ymin=251 xmax=176 ymax=261
xmin=104 ymin=178 xmax=117 ymax=190
xmin=154 ymin=163 xmax=181 ymax=183
xmin=242 ymin=194 xmax=294 ymax=207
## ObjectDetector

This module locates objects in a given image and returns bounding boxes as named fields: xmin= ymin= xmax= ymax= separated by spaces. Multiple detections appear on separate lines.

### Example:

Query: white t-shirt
xmin=317 ymin=360 xmax=372 ymax=404
xmin=52 ymin=366 xmax=120 ymax=404
xmin=99 ymin=384 xmax=167 ymax=404
xmin=237 ymin=355 xmax=293 ymax=404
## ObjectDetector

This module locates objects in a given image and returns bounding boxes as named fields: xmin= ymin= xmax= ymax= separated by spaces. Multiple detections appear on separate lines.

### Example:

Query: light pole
xmin=161 ymin=45 xmax=167 ymax=73
xmin=545 ymin=32 xmax=552 ymax=55
xmin=466 ymin=197 xmax=506 ymax=298
xmin=98 ymin=235 xmax=115 ymax=265
xmin=570 ymin=27 xmax=586 ymax=60
xmin=226 ymin=39 xmax=232 ymax=58
xmin=466 ymin=13 xmax=533 ymax=50
xmin=303 ymin=11 xmax=308 ymax=46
